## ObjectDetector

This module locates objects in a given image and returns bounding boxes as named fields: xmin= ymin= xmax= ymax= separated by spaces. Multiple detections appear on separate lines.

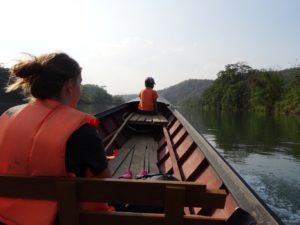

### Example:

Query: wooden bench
xmin=0 ymin=175 xmax=228 ymax=225
xmin=128 ymin=113 xmax=168 ymax=126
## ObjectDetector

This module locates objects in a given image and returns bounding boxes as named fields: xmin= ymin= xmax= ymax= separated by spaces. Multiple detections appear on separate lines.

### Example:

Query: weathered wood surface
xmin=104 ymin=113 xmax=133 ymax=152
xmin=0 ymin=175 xmax=227 ymax=225
xmin=162 ymin=126 xmax=182 ymax=181
xmin=128 ymin=113 xmax=168 ymax=125
xmin=170 ymin=109 xmax=282 ymax=225
xmin=108 ymin=135 xmax=159 ymax=178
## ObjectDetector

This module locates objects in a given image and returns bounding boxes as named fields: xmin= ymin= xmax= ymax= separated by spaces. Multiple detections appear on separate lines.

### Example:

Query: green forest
xmin=2 ymin=63 xmax=300 ymax=114
xmin=79 ymin=84 xmax=124 ymax=105
xmin=197 ymin=63 xmax=300 ymax=114
xmin=0 ymin=67 xmax=124 ymax=106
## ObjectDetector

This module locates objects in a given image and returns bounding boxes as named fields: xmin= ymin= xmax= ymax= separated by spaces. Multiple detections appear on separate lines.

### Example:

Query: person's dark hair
xmin=145 ymin=77 xmax=155 ymax=88
xmin=6 ymin=52 xmax=81 ymax=99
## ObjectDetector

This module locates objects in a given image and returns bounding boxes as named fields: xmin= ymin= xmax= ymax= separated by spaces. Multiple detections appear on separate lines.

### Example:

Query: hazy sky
xmin=1 ymin=0 xmax=300 ymax=95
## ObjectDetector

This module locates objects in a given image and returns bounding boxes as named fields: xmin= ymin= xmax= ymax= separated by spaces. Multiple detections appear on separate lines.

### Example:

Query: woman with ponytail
xmin=0 ymin=52 xmax=113 ymax=225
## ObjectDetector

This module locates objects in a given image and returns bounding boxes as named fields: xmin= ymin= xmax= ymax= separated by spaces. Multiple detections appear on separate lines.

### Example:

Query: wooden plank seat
xmin=128 ymin=113 xmax=168 ymax=126
xmin=0 ymin=175 xmax=227 ymax=225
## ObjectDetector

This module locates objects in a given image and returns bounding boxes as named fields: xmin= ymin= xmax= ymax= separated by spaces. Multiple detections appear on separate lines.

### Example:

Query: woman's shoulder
xmin=71 ymin=123 xmax=98 ymax=138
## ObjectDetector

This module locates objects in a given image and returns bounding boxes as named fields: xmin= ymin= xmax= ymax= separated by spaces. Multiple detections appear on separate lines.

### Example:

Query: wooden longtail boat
xmin=97 ymin=99 xmax=283 ymax=225
xmin=0 ymin=99 xmax=283 ymax=225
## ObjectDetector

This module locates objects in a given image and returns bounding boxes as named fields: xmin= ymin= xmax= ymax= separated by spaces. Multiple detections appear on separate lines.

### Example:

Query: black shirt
xmin=65 ymin=124 xmax=108 ymax=177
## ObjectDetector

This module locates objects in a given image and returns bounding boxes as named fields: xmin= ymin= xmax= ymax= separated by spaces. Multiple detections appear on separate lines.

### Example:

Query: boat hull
xmin=95 ymin=100 xmax=283 ymax=225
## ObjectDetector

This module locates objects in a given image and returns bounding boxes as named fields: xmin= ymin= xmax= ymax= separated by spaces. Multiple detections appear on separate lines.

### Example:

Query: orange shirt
xmin=138 ymin=88 xmax=158 ymax=111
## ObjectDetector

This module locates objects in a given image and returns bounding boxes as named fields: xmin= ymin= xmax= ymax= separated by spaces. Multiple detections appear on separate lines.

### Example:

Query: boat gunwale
xmin=94 ymin=99 xmax=283 ymax=225
xmin=167 ymin=105 xmax=283 ymax=225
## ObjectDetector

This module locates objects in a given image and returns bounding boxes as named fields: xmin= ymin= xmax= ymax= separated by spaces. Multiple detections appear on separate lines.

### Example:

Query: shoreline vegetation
xmin=79 ymin=84 xmax=124 ymax=106
xmin=184 ymin=63 xmax=300 ymax=115
xmin=1 ymin=63 xmax=300 ymax=115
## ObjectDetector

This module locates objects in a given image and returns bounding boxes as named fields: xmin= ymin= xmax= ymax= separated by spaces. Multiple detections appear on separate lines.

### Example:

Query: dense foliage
xmin=199 ymin=63 xmax=300 ymax=114
xmin=80 ymin=84 xmax=124 ymax=105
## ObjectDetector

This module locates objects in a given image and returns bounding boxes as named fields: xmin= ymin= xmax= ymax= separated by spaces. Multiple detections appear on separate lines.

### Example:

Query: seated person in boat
xmin=0 ymin=52 xmax=114 ymax=225
xmin=138 ymin=77 xmax=158 ymax=115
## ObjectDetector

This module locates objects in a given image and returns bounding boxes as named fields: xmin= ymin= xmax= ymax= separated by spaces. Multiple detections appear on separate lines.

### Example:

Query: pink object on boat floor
xmin=119 ymin=170 xmax=133 ymax=179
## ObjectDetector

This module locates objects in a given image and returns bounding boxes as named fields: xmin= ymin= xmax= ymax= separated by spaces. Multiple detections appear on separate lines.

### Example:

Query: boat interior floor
xmin=108 ymin=134 xmax=160 ymax=178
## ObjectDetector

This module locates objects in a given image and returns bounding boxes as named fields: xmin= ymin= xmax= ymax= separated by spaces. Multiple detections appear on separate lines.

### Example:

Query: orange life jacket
xmin=138 ymin=88 xmax=158 ymax=111
xmin=0 ymin=99 xmax=111 ymax=225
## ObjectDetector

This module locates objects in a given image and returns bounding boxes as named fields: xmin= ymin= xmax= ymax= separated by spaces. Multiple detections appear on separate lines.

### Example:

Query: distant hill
xmin=121 ymin=79 xmax=213 ymax=105
xmin=158 ymin=79 xmax=213 ymax=105
xmin=2 ymin=66 xmax=213 ymax=107
xmin=80 ymin=84 xmax=124 ymax=105
xmin=121 ymin=94 xmax=138 ymax=102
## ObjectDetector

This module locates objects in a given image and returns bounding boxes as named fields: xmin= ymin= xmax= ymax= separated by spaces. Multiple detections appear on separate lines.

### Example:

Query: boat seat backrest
xmin=0 ymin=175 xmax=227 ymax=225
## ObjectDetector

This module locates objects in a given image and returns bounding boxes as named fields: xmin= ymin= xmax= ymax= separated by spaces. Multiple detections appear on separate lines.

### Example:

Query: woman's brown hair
xmin=6 ymin=52 xmax=81 ymax=99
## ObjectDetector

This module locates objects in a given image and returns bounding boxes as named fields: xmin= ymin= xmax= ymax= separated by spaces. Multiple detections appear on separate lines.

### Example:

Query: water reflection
xmin=177 ymin=106 xmax=300 ymax=225
xmin=178 ymin=106 xmax=300 ymax=160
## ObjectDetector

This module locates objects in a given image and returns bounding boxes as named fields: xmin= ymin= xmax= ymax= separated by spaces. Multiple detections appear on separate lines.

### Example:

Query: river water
xmin=177 ymin=106 xmax=300 ymax=225
xmin=1 ymin=103 xmax=299 ymax=224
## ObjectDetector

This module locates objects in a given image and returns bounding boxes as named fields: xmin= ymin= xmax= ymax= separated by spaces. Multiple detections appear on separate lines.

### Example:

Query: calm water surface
xmin=177 ymin=106 xmax=300 ymax=225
